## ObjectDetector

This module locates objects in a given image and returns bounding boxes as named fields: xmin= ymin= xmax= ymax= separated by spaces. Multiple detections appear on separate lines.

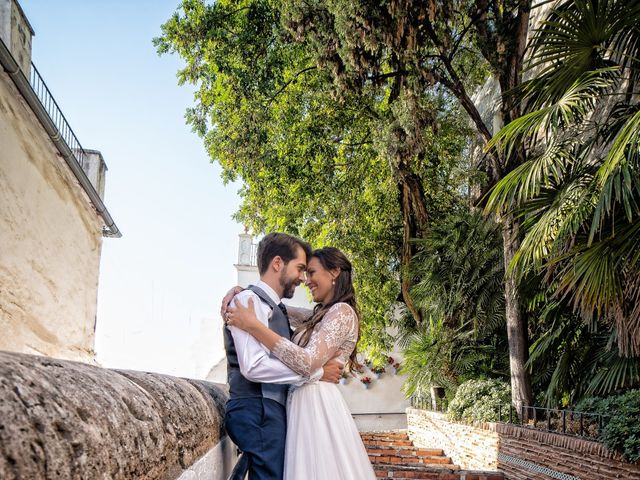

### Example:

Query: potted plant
xmin=371 ymin=365 xmax=386 ymax=379
xmin=360 ymin=376 xmax=372 ymax=389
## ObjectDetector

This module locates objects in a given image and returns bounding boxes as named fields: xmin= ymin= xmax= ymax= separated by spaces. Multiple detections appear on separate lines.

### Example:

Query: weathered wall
xmin=407 ymin=408 xmax=640 ymax=480
xmin=0 ymin=351 xmax=234 ymax=480
xmin=408 ymin=409 xmax=499 ymax=471
xmin=0 ymin=68 xmax=103 ymax=362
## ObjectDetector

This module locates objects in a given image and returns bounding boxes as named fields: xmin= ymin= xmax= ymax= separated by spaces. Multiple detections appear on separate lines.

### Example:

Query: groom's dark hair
xmin=257 ymin=233 xmax=312 ymax=275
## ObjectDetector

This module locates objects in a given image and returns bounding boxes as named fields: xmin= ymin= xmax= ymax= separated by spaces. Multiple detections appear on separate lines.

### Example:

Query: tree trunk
xmin=399 ymin=178 xmax=425 ymax=327
xmin=501 ymin=213 xmax=533 ymax=411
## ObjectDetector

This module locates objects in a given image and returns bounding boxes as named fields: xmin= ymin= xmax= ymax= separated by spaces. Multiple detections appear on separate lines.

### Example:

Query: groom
xmin=223 ymin=232 xmax=344 ymax=480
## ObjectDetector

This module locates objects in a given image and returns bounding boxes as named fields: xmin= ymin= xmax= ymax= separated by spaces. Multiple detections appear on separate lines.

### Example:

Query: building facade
xmin=0 ymin=0 xmax=119 ymax=362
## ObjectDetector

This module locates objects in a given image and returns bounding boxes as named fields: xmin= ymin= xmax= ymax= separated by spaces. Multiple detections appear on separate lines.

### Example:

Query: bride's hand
xmin=226 ymin=297 xmax=260 ymax=332
xmin=220 ymin=286 xmax=243 ymax=318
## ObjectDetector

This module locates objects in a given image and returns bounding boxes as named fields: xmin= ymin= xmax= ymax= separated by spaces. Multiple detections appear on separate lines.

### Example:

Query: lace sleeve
xmin=286 ymin=305 xmax=314 ymax=329
xmin=271 ymin=303 xmax=358 ymax=377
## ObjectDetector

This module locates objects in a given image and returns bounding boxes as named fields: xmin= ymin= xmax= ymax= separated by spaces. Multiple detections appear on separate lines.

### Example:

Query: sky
xmin=20 ymin=0 xmax=243 ymax=379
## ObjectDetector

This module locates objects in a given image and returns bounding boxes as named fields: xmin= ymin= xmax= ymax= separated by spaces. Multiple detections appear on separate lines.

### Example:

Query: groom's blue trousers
xmin=225 ymin=397 xmax=287 ymax=480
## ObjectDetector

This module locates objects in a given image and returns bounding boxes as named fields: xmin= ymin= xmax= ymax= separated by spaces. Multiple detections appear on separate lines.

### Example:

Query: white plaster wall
xmin=337 ymin=340 xmax=410 ymax=430
xmin=0 ymin=69 xmax=103 ymax=362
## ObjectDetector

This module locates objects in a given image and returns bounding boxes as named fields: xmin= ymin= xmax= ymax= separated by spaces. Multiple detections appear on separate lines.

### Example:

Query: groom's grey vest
xmin=224 ymin=285 xmax=291 ymax=406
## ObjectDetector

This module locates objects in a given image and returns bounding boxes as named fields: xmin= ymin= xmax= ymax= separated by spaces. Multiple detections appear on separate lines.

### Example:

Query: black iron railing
xmin=497 ymin=405 xmax=608 ymax=440
xmin=410 ymin=395 xmax=448 ymax=412
xmin=28 ymin=63 xmax=89 ymax=171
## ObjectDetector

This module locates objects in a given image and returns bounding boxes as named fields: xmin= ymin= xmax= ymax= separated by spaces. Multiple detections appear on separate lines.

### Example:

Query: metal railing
xmin=497 ymin=405 xmax=609 ymax=440
xmin=410 ymin=395 xmax=448 ymax=412
xmin=28 ymin=63 xmax=89 ymax=171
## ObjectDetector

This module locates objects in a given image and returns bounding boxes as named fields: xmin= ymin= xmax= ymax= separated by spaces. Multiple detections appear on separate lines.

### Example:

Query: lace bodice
xmin=271 ymin=303 xmax=358 ymax=378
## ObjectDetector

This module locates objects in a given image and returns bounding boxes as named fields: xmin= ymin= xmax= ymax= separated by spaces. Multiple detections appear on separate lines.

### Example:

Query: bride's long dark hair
xmin=297 ymin=247 xmax=360 ymax=370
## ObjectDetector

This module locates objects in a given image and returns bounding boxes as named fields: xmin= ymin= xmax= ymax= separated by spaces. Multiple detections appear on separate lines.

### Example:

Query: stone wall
xmin=408 ymin=408 xmax=499 ymax=471
xmin=0 ymin=351 xmax=235 ymax=480
xmin=0 ymin=66 xmax=103 ymax=362
xmin=407 ymin=408 xmax=640 ymax=480
xmin=495 ymin=424 xmax=640 ymax=480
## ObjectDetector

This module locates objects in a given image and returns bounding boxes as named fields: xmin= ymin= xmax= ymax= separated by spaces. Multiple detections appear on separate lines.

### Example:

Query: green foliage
xmin=400 ymin=209 xmax=510 ymax=396
xmin=410 ymin=208 xmax=505 ymax=333
xmin=447 ymin=379 xmax=512 ymax=422
xmin=155 ymin=0 xmax=475 ymax=356
xmin=529 ymin=312 xmax=640 ymax=406
xmin=577 ymin=390 xmax=640 ymax=462
xmin=485 ymin=0 xmax=640 ymax=356
xmin=401 ymin=317 xmax=458 ymax=397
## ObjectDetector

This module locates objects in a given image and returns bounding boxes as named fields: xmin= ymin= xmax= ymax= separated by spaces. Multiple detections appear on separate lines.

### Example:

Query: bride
xmin=225 ymin=246 xmax=376 ymax=480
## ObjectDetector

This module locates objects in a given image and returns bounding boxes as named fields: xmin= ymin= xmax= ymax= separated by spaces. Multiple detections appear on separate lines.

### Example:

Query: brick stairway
xmin=361 ymin=431 xmax=504 ymax=480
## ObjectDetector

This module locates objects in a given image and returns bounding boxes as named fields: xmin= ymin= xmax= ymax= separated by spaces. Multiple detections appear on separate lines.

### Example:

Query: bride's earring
xmin=332 ymin=279 xmax=335 ymax=286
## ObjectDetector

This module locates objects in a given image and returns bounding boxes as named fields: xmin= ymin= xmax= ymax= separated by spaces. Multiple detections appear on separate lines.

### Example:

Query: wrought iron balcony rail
xmin=28 ymin=63 xmax=89 ymax=171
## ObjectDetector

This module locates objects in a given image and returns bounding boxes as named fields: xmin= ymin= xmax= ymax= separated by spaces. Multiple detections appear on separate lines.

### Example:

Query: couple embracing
xmin=222 ymin=232 xmax=377 ymax=479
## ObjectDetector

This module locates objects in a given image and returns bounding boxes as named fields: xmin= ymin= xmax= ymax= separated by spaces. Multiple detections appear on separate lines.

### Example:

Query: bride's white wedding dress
xmin=272 ymin=302 xmax=377 ymax=480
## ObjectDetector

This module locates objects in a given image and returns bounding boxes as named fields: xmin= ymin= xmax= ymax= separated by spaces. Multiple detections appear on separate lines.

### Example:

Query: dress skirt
xmin=284 ymin=381 xmax=377 ymax=480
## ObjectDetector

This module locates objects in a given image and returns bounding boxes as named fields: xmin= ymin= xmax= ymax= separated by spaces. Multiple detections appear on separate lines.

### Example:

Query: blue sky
xmin=20 ymin=0 xmax=243 ymax=377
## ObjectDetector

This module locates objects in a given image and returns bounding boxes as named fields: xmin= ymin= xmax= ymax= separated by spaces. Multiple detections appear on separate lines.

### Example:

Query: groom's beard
xmin=280 ymin=270 xmax=297 ymax=299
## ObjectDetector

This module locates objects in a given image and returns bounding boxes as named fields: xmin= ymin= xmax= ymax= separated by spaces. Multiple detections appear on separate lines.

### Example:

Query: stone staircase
xmin=361 ymin=431 xmax=504 ymax=480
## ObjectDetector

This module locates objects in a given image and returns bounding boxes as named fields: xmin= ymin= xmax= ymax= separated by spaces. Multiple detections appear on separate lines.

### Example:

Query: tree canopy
xmin=155 ymin=0 xmax=473 ymax=356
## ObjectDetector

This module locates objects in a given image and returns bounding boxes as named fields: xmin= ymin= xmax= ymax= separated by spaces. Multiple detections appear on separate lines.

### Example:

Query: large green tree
xmin=157 ymin=0 xmax=539 ymax=409
xmin=155 ymin=0 xmax=470 ymax=356
xmin=266 ymin=0 xmax=537 ymax=409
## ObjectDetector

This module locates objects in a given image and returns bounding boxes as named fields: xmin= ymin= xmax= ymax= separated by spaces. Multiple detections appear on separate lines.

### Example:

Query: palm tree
xmin=528 ymin=305 xmax=640 ymax=406
xmin=400 ymin=209 xmax=511 ymax=397
xmin=486 ymin=0 xmax=640 ymax=357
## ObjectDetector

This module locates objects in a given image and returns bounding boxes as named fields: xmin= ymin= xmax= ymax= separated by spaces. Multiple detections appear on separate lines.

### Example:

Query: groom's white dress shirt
xmin=228 ymin=280 xmax=322 ymax=385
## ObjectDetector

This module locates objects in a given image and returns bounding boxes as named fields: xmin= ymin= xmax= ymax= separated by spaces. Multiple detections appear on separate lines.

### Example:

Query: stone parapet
xmin=0 ymin=351 xmax=231 ymax=479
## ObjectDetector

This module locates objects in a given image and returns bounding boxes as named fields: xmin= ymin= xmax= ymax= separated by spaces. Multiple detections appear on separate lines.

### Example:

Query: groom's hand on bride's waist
xmin=320 ymin=355 xmax=344 ymax=383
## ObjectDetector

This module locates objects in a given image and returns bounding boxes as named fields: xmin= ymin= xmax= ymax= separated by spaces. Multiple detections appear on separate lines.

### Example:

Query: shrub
xmin=447 ymin=379 xmax=511 ymax=422
xmin=577 ymin=390 xmax=640 ymax=462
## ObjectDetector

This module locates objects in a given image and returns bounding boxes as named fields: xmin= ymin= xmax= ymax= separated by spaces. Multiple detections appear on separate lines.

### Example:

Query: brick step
xmin=365 ymin=439 xmax=414 ymax=446
xmin=374 ymin=463 xmax=459 ymax=479
xmin=376 ymin=474 xmax=503 ymax=480
xmin=365 ymin=445 xmax=446 ymax=456
xmin=369 ymin=454 xmax=455 ymax=466
xmin=361 ymin=431 xmax=409 ymax=437
xmin=361 ymin=431 xmax=503 ymax=480
xmin=374 ymin=464 xmax=503 ymax=479
xmin=362 ymin=437 xmax=411 ymax=444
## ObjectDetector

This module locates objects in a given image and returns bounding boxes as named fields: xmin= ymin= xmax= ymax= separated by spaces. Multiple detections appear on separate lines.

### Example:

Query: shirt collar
xmin=255 ymin=279 xmax=281 ymax=304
